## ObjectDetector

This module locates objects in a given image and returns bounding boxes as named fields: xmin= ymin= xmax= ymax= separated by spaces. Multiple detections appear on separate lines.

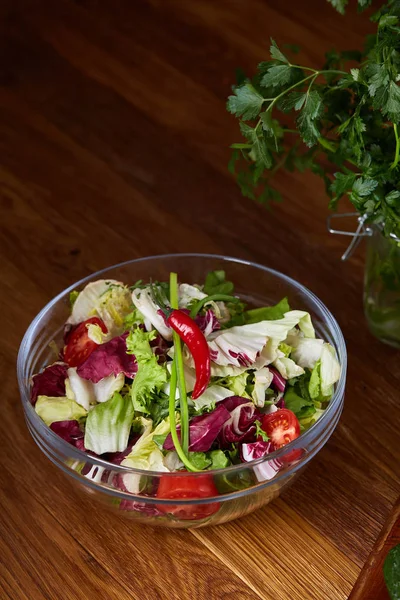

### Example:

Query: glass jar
xmin=364 ymin=224 xmax=400 ymax=348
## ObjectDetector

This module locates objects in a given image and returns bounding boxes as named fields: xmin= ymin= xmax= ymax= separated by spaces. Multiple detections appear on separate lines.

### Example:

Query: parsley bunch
xmin=227 ymin=0 xmax=400 ymax=238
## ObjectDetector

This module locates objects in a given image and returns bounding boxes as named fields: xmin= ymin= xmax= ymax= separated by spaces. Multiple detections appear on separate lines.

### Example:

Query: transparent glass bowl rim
xmin=17 ymin=252 xmax=347 ymax=481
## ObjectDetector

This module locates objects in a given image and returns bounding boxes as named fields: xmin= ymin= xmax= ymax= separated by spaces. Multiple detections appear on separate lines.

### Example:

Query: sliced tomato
xmin=156 ymin=474 xmax=220 ymax=521
xmin=64 ymin=317 xmax=107 ymax=367
xmin=261 ymin=409 xmax=300 ymax=448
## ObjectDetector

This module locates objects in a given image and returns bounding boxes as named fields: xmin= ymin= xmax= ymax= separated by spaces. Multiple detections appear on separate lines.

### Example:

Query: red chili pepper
xmin=167 ymin=310 xmax=211 ymax=399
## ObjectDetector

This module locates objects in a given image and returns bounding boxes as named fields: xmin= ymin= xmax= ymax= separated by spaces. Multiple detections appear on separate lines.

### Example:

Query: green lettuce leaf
xmin=309 ymin=360 xmax=322 ymax=399
xmin=278 ymin=342 xmax=292 ymax=357
xmin=192 ymin=384 xmax=234 ymax=411
xmin=203 ymin=270 xmax=235 ymax=295
xmin=320 ymin=344 xmax=341 ymax=397
xmin=123 ymin=306 xmax=145 ymax=329
xmin=244 ymin=297 xmax=290 ymax=324
xmin=35 ymin=395 xmax=87 ymax=426
xmin=284 ymin=388 xmax=316 ymax=419
xmin=122 ymin=417 xmax=170 ymax=472
xmin=273 ymin=357 xmax=304 ymax=379
xmin=218 ymin=372 xmax=250 ymax=398
xmin=209 ymin=450 xmax=231 ymax=469
xmin=84 ymin=392 xmax=134 ymax=454
xmin=188 ymin=452 xmax=212 ymax=470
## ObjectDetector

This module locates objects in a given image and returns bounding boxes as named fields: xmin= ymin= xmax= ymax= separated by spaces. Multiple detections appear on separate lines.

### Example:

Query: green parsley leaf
xmin=297 ymin=90 xmax=323 ymax=147
xmin=331 ymin=172 xmax=357 ymax=199
xmin=261 ymin=65 xmax=293 ymax=88
xmin=352 ymin=177 xmax=379 ymax=197
xmin=357 ymin=0 xmax=372 ymax=9
xmin=279 ymin=91 xmax=307 ymax=112
xmin=327 ymin=0 xmax=348 ymax=15
xmin=386 ymin=190 xmax=400 ymax=206
xmin=239 ymin=121 xmax=256 ymax=141
xmin=203 ymin=270 xmax=235 ymax=295
xmin=379 ymin=14 xmax=399 ymax=28
xmin=270 ymin=39 xmax=289 ymax=64
xmin=253 ymin=135 xmax=273 ymax=168
xmin=227 ymin=83 xmax=264 ymax=120
xmin=382 ymin=81 xmax=400 ymax=122
xmin=260 ymin=111 xmax=283 ymax=138
xmin=254 ymin=420 xmax=269 ymax=442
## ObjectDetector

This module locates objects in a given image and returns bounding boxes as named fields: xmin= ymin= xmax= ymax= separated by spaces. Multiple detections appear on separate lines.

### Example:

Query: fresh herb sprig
xmin=227 ymin=0 xmax=400 ymax=238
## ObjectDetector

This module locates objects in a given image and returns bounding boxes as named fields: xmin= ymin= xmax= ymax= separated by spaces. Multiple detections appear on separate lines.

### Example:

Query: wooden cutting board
xmin=349 ymin=499 xmax=400 ymax=599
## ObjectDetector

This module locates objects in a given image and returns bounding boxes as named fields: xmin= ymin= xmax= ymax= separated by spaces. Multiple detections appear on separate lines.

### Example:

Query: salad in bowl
xmin=27 ymin=263 xmax=342 ymax=523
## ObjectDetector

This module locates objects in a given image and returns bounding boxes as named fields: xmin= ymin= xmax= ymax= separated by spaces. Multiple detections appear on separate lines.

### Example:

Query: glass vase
xmin=364 ymin=225 xmax=400 ymax=348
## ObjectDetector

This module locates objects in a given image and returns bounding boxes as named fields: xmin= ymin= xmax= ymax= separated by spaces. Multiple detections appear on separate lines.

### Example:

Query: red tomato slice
xmin=156 ymin=474 xmax=220 ymax=521
xmin=64 ymin=317 xmax=107 ymax=367
xmin=261 ymin=409 xmax=300 ymax=448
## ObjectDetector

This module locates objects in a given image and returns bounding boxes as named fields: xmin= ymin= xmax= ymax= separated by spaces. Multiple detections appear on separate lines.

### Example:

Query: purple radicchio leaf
xmin=194 ymin=310 xmax=221 ymax=336
xmin=30 ymin=363 xmax=68 ymax=405
xmin=241 ymin=441 xmax=282 ymax=481
xmin=77 ymin=333 xmax=137 ymax=383
xmin=163 ymin=404 xmax=231 ymax=452
xmin=269 ymin=367 xmax=286 ymax=393
xmin=217 ymin=400 xmax=261 ymax=448
xmin=50 ymin=419 xmax=85 ymax=449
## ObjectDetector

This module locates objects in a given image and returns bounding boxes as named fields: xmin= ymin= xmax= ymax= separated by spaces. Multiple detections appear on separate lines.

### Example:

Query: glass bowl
xmin=17 ymin=254 xmax=346 ymax=528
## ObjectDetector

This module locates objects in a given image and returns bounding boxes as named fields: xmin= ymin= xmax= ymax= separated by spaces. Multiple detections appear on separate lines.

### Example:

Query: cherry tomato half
xmin=261 ymin=408 xmax=300 ymax=448
xmin=64 ymin=317 xmax=107 ymax=367
xmin=156 ymin=474 xmax=220 ymax=521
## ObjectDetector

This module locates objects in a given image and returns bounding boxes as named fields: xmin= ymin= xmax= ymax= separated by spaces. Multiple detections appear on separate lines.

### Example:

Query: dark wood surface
xmin=349 ymin=499 xmax=400 ymax=600
xmin=1 ymin=1 xmax=399 ymax=599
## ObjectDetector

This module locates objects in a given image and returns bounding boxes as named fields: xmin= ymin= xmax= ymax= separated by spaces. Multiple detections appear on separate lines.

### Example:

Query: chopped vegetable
xmin=31 ymin=270 xmax=341 ymax=511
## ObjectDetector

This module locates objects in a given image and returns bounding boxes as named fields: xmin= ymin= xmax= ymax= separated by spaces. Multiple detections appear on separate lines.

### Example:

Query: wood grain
xmin=349 ymin=499 xmax=400 ymax=600
xmin=1 ymin=1 xmax=399 ymax=599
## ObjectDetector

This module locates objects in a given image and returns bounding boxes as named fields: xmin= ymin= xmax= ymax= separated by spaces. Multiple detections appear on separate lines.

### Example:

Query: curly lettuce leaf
xmin=131 ymin=359 xmax=167 ymax=413
xmin=127 ymin=328 xmax=168 ymax=413
xmin=217 ymin=371 xmax=250 ymax=398
xmin=126 ymin=328 xmax=157 ymax=361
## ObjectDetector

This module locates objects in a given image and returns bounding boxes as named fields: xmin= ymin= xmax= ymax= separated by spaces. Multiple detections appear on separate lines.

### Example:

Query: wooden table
xmin=1 ymin=1 xmax=399 ymax=599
